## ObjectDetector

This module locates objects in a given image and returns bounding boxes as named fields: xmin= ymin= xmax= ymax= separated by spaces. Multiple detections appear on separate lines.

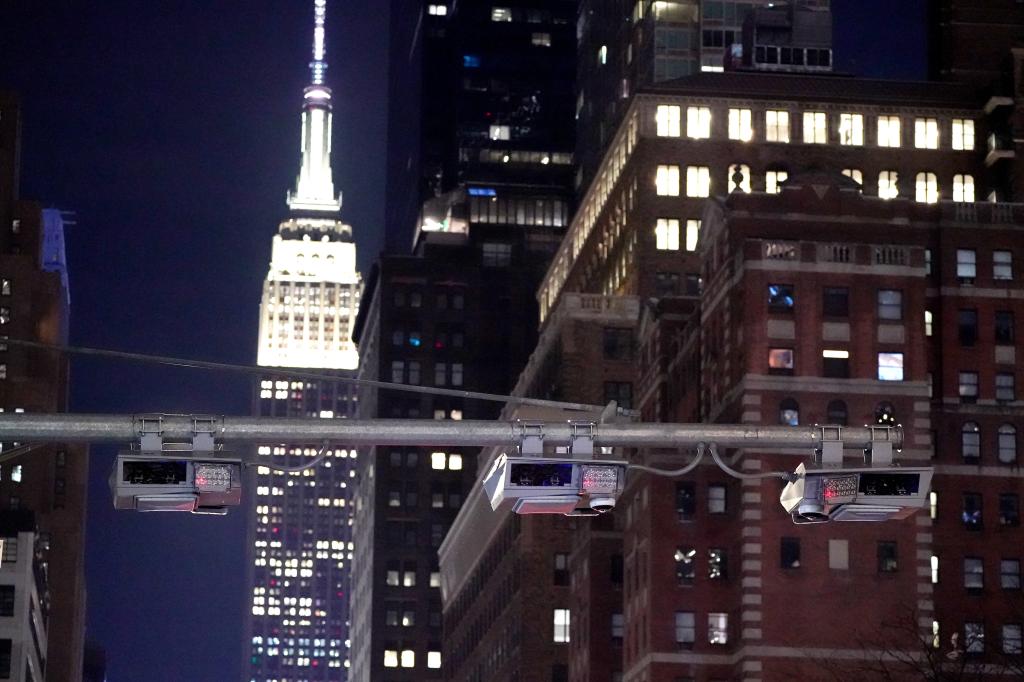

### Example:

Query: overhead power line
xmin=3 ymin=338 xmax=618 ymax=414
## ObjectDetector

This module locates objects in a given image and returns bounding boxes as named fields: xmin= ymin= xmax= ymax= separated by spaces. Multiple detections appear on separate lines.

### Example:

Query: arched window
xmin=779 ymin=398 xmax=799 ymax=426
xmin=999 ymin=424 xmax=1018 ymax=464
xmin=961 ymin=422 xmax=981 ymax=461
xmin=826 ymin=400 xmax=848 ymax=426
xmin=874 ymin=402 xmax=897 ymax=426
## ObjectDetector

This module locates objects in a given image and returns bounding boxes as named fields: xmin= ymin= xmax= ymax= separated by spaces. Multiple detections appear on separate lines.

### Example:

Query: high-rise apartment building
xmin=0 ymin=91 xmax=88 ymax=682
xmin=243 ymin=2 xmax=363 ymax=679
xmin=575 ymin=0 xmax=831 ymax=193
xmin=440 ymin=48 xmax=1024 ymax=680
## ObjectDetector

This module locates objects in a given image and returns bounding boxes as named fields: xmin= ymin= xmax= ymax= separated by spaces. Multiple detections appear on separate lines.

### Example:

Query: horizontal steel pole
xmin=0 ymin=414 xmax=902 ymax=450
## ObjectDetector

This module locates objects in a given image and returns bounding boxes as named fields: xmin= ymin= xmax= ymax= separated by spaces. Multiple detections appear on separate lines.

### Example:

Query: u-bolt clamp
xmin=513 ymin=421 xmax=545 ymax=457
xmin=135 ymin=415 xmax=164 ymax=453
xmin=567 ymin=421 xmax=597 ymax=459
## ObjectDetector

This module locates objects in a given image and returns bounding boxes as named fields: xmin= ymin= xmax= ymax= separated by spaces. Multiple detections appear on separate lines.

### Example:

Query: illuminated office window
xmin=685 ymin=220 xmax=700 ymax=252
xmin=915 ymin=118 xmax=939 ymax=149
xmin=953 ymin=174 xmax=975 ymax=202
xmin=802 ymin=111 xmax=826 ymax=144
xmin=766 ymin=170 xmax=788 ymax=194
xmin=656 ymin=105 xmax=681 ymax=137
xmin=878 ymin=171 xmax=899 ymax=199
xmin=655 ymin=219 xmax=681 ymax=251
xmin=686 ymin=106 xmax=711 ymax=139
xmin=839 ymin=113 xmax=863 ymax=145
xmin=952 ymin=118 xmax=975 ymax=150
xmin=842 ymin=168 xmax=863 ymax=187
xmin=656 ymin=165 xmax=680 ymax=196
xmin=728 ymin=108 xmax=752 ymax=141
xmin=766 ymin=110 xmax=790 ymax=142
xmin=915 ymin=172 xmax=938 ymax=203
xmin=553 ymin=608 xmax=571 ymax=643
xmin=686 ymin=166 xmax=710 ymax=197
xmin=491 ymin=7 xmax=512 ymax=21
xmin=877 ymin=115 xmax=901 ymax=147
xmin=727 ymin=164 xmax=751 ymax=193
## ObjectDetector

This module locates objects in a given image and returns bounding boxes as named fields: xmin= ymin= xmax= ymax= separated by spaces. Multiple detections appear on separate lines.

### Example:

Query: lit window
xmin=708 ymin=613 xmax=729 ymax=644
xmin=598 ymin=45 xmax=608 ymax=65
xmin=768 ymin=283 xmax=794 ymax=310
xmin=1001 ymin=559 xmax=1021 ymax=589
xmin=963 ymin=492 xmax=983 ymax=529
xmin=656 ymin=105 xmax=681 ymax=137
xmin=766 ymin=170 xmax=788 ymax=194
xmin=956 ymin=249 xmax=977 ymax=282
xmin=553 ymin=608 xmax=571 ymax=643
xmin=727 ymin=163 xmax=750 ymax=193
xmin=999 ymin=424 xmax=1018 ymax=464
xmin=779 ymin=398 xmax=799 ymax=426
xmin=952 ymin=118 xmax=975 ymax=150
xmin=877 ymin=289 xmax=902 ymax=320
xmin=10 ymin=466 xmax=21 ymax=483
xmin=802 ymin=111 xmax=826 ymax=144
xmin=994 ymin=250 xmax=1013 ymax=280
xmin=964 ymin=558 xmax=984 ymax=589
xmin=842 ymin=168 xmax=863 ymax=186
xmin=766 ymin=110 xmax=790 ymax=142
xmin=915 ymin=172 xmax=938 ymax=203
xmin=1004 ymin=625 xmax=1023 ymax=655
xmin=839 ymin=113 xmax=863 ymax=145
xmin=953 ymin=174 xmax=974 ymax=202
xmin=0 ymin=280 xmax=9 ymax=296
xmin=686 ymin=106 xmax=711 ymax=139
xmin=965 ymin=622 xmax=985 ymax=653
xmin=431 ymin=452 xmax=446 ymax=470
xmin=877 ymin=115 xmax=901 ymax=147
xmin=531 ymin=32 xmax=551 ymax=46
xmin=656 ymin=165 xmax=680 ymax=196
xmin=708 ymin=548 xmax=727 ymax=579
xmin=823 ymin=349 xmax=850 ymax=379
xmin=448 ymin=454 xmax=463 ymax=470
xmin=675 ymin=547 xmax=696 ymax=584
xmin=489 ymin=125 xmax=510 ymax=140
xmin=427 ymin=4 xmax=448 ymax=15
xmin=685 ymin=220 xmax=700 ymax=251
xmin=685 ymin=166 xmax=710 ymax=197
xmin=931 ymin=555 xmax=939 ymax=583
xmin=384 ymin=650 xmax=399 ymax=668
xmin=400 ymin=649 xmax=415 ymax=668
xmin=768 ymin=348 xmax=794 ymax=374
xmin=655 ymin=219 xmax=680 ymax=250
xmin=878 ymin=171 xmax=899 ymax=199
xmin=0 ymin=307 xmax=10 ymax=325
xmin=997 ymin=373 xmax=1016 ymax=402
xmin=878 ymin=353 xmax=904 ymax=381
xmin=959 ymin=372 xmax=979 ymax=402
xmin=925 ymin=310 xmax=933 ymax=336
xmin=675 ymin=611 xmax=695 ymax=647
xmin=708 ymin=485 xmax=726 ymax=514
xmin=915 ymin=118 xmax=939 ymax=149
xmin=0 ymin=364 xmax=5 ymax=380
xmin=727 ymin=108 xmax=752 ymax=141
xmin=491 ymin=7 xmax=512 ymax=21
xmin=427 ymin=651 xmax=442 ymax=669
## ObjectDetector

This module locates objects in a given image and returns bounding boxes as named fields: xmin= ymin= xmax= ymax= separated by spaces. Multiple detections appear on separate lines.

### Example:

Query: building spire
xmin=287 ymin=0 xmax=342 ymax=213
xmin=310 ymin=0 xmax=327 ymax=86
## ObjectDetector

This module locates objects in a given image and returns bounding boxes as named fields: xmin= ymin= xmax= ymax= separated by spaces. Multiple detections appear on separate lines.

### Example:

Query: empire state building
xmin=244 ymin=1 xmax=361 ymax=679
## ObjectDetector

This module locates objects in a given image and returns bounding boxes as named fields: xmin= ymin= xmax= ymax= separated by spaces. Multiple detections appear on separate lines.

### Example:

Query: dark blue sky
xmin=0 ymin=1 xmax=924 ymax=680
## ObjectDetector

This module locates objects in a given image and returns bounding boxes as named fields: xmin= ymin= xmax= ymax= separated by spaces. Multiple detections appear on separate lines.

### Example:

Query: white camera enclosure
xmin=780 ymin=462 xmax=933 ymax=523
xmin=110 ymin=453 xmax=243 ymax=514
xmin=482 ymin=455 xmax=628 ymax=515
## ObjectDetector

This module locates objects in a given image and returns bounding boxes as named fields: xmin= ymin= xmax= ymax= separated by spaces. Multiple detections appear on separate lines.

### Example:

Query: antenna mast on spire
xmin=310 ymin=0 xmax=328 ymax=85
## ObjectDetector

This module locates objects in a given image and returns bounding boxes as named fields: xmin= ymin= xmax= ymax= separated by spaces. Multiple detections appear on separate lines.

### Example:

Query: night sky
xmin=0 ymin=1 xmax=923 ymax=680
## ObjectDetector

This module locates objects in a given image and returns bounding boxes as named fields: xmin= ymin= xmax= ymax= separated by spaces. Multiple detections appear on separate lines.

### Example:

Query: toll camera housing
xmin=110 ymin=453 xmax=243 ymax=515
xmin=780 ymin=463 xmax=933 ymax=524
xmin=481 ymin=455 xmax=628 ymax=516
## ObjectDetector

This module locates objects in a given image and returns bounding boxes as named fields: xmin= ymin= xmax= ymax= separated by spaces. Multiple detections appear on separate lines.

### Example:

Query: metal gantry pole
xmin=0 ymin=414 xmax=902 ymax=451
